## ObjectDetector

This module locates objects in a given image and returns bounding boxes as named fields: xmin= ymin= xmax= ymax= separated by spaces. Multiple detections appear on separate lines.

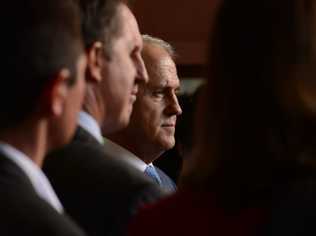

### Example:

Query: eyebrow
xmin=150 ymin=80 xmax=168 ymax=88
xmin=150 ymin=82 xmax=180 ymax=91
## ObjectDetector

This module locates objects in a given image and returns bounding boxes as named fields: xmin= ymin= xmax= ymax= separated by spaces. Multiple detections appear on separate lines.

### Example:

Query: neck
xmin=0 ymin=121 xmax=48 ymax=167
xmin=82 ymin=84 xmax=104 ymax=127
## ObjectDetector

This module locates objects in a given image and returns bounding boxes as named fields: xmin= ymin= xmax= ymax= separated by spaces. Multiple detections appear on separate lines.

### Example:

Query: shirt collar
xmin=0 ymin=142 xmax=64 ymax=213
xmin=103 ymin=138 xmax=150 ymax=172
xmin=78 ymin=111 xmax=104 ymax=144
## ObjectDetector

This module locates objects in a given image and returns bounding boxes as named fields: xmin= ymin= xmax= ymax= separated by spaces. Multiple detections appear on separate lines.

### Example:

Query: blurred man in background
xmin=44 ymin=2 xmax=163 ymax=236
xmin=107 ymin=35 xmax=182 ymax=193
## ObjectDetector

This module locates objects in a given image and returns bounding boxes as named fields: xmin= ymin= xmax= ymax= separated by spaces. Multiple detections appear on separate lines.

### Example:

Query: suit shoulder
xmin=44 ymin=138 xmax=163 ymax=196
xmin=0 ymin=164 xmax=85 ymax=236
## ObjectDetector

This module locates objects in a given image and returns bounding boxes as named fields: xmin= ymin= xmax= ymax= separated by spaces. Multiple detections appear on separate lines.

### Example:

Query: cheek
xmin=103 ymin=62 xmax=129 ymax=93
xmin=118 ymin=57 xmax=135 ymax=86
xmin=77 ymin=79 xmax=86 ymax=105
xmin=68 ymin=81 xmax=85 ymax=117
xmin=144 ymin=109 xmax=162 ymax=135
xmin=133 ymin=105 xmax=154 ymax=133
xmin=102 ymin=77 xmax=125 ymax=106
xmin=124 ymin=54 xmax=137 ymax=78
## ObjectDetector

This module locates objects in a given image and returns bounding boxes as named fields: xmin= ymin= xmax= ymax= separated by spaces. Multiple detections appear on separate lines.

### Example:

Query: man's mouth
xmin=131 ymin=85 xmax=138 ymax=96
xmin=162 ymin=123 xmax=175 ymax=127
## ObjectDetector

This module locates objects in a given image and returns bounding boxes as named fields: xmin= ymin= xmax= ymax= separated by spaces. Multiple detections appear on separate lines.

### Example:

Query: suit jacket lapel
xmin=74 ymin=126 xmax=101 ymax=145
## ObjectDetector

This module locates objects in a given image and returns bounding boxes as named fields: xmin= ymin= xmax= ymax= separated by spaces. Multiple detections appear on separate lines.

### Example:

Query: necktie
xmin=144 ymin=165 xmax=162 ymax=185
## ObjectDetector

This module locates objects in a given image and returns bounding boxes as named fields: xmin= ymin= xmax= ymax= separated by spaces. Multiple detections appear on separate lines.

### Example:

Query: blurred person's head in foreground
xmin=181 ymin=0 xmax=316 ymax=208
xmin=1 ymin=0 xmax=86 ymax=165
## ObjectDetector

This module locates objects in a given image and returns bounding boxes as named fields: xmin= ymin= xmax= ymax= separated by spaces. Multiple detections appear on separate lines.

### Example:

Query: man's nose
xmin=173 ymin=96 xmax=182 ymax=116
xmin=166 ymin=92 xmax=182 ymax=116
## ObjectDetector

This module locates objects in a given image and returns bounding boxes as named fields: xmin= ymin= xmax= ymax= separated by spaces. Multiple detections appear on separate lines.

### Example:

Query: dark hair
xmin=181 ymin=0 xmax=316 ymax=208
xmin=1 ymin=0 xmax=83 ymax=131
xmin=78 ymin=0 xmax=122 ymax=58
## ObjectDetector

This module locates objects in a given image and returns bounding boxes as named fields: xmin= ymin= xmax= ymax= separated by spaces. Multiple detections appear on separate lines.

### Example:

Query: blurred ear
xmin=86 ymin=41 xmax=104 ymax=83
xmin=41 ymin=68 xmax=71 ymax=118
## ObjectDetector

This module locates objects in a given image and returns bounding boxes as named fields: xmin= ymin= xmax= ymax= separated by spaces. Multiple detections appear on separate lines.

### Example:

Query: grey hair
xmin=142 ymin=34 xmax=176 ymax=59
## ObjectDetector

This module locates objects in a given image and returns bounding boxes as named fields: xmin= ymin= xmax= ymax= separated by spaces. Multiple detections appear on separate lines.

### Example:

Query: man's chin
xmin=117 ymin=114 xmax=131 ymax=130
xmin=159 ymin=138 xmax=175 ymax=150
xmin=102 ymin=117 xmax=129 ymax=135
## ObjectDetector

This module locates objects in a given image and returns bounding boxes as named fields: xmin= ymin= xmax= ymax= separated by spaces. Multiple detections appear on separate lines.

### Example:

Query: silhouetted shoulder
xmin=44 ymin=127 xmax=164 ymax=236
xmin=0 ymin=156 xmax=86 ymax=236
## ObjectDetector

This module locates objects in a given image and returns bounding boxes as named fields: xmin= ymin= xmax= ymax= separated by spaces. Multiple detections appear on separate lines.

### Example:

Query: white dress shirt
xmin=0 ymin=142 xmax=63 ymax=213
xmin=78 ymin=111 xmax=104 ymax=144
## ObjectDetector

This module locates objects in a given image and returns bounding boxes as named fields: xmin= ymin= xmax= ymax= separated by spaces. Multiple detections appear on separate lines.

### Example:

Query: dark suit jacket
xmin=154 ymin=166 xmax=177 ymax=193
xmin=43 ymin=127 xmax=164 ymax=236
xmin=0 ymin=154 xmax=86 ymax=236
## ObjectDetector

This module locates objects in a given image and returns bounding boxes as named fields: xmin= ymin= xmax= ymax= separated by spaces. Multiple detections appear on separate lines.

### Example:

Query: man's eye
xmin=152 ymin=91 xmax=164 ymax=97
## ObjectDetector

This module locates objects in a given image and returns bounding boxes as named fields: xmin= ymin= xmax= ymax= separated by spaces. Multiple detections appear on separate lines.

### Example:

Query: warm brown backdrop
xmin=132 ymin=0 xmax=219 ymax=74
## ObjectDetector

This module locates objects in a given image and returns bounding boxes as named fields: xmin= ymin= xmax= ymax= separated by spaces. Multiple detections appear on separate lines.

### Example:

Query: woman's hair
xmin=181 ymin=0 xmax=316 ymax=208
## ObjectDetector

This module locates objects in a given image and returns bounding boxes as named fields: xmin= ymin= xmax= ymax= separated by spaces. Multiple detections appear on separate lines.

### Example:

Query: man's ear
xmin=86 ymin=41 xmax=104 ymax=83
xmin=41 ymin=68 xmax=71 ymax=118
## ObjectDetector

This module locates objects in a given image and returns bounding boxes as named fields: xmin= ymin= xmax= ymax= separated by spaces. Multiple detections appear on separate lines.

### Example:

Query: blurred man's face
xmin=100 ymin=4 xmax=148 ymax=134
xmin=127 ymin=44 xmax=182 ymax=153
xmin=51 ymin=53 xmax=87 ymax=148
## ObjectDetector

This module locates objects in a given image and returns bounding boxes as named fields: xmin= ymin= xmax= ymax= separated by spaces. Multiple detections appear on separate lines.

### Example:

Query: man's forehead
xmin=118 ymin=3 xmax=141 ymax=41
xmin=158 ymin=57 xmax=177 ymax=74
xmin=150 ymin=78 xmax=180 ymax=88
xmin=148 ymin=65 xmax=180 ymax=89
xmin=142 ymin=43 xmax=179 ymax=87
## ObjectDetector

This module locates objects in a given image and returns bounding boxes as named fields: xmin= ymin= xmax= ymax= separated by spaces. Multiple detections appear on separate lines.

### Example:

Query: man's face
xmin=100 ymin=4 xmax=148 ymax=134
xmin=128 ymin=44 xmax=182 ymax=152
xmin=52 ymin=53 xmax=87 ymax=147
